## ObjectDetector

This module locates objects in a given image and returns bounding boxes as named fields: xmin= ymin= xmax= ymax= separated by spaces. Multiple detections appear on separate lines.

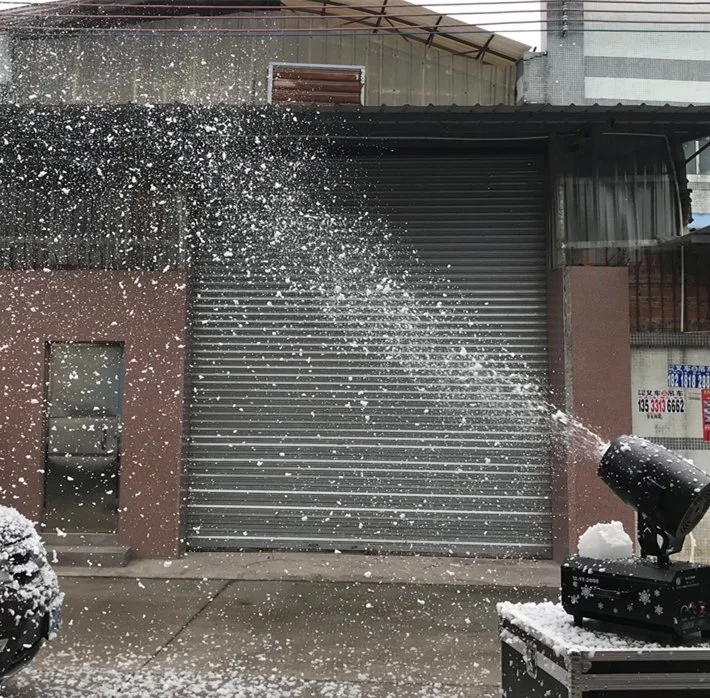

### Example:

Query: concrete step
xmin=42 ymin=532 xmax=119 ymax=548
xmin=43 ymin=543 xmax=132 ymax=568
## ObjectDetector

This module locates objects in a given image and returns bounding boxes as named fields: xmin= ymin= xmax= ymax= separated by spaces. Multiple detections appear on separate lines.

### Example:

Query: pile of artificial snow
xmin=11 ymin=650 xmax=483 ymax=698
xmin=0 ymin=504 xmax=63 ymax=634
xmin=0 ymin=504 xmax=42 ymax=546
xmin=577 ymin=521 xmax=633 ymax=560
xmin=498 ymin=601 xmax=710 ymax=655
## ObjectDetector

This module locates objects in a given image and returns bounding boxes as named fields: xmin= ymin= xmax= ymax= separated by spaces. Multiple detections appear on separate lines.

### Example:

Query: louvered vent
xmin=269 ymin=63 xmax=364 ymax=106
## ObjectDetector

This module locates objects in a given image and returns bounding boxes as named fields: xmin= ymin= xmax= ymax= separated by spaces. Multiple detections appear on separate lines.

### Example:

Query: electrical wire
xmin=1 ymin=1 xmax=710 ymax=33
xmin=3 ymin=7 xmax=710 ymax=18
xmin=3 ymin=1 xmax=710 ymax=6
xmin=1 ymin=0 xmax=709 ymax=13
xmin=7 ymin=26 xmax=710 ymax=35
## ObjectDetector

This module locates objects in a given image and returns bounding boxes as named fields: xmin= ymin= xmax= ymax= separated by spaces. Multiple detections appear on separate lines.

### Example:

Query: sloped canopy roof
xmin=659 ymin=225 xmax=710 ymax=247
xmin=0 ymin=0 xmax=530 ymax=66
xmin=281 ymin=0 xmax=530 ymax=66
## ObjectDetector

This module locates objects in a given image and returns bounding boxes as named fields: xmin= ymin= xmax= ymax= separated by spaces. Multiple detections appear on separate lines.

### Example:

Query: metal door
xmin=187 ymin=153 xmax=551 ymax=556
xmin=44 ymin=342 xmax=123 ymax=533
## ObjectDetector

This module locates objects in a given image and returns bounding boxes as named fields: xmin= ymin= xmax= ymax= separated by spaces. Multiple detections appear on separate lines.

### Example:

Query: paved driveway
xmin=2 ymin=576 xmax=553 ymax=697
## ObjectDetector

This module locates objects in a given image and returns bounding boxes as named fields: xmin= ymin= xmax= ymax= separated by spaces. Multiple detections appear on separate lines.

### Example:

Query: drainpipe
xmin=680 ymin=244 xmax=685 ymax=334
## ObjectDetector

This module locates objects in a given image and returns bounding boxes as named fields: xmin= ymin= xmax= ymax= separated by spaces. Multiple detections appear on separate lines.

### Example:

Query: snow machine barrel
xmin=599 ymin=435 xmax=710 ymax=565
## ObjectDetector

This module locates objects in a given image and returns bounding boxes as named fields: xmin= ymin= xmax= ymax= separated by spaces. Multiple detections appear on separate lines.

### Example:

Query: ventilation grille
xmin=269 ymin=64 xmax=363 ymax=106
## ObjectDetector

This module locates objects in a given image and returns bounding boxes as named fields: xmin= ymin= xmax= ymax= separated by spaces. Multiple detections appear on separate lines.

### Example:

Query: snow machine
xmin=561 ymin=435 xmax=710 ymax=642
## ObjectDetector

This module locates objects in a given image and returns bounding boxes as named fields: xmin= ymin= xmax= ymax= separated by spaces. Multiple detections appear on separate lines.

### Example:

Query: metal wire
xmin=1 ymin=0 xmax=710 ymax=34
xmin=2 ymin=0 xmax=710 ymax=6
xmin=3 ymin=8 xmax=710 ymax=20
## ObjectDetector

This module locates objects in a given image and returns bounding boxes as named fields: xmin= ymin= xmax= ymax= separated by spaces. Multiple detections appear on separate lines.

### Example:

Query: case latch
xmin=524 ymin=642 xmax=538 ymax=679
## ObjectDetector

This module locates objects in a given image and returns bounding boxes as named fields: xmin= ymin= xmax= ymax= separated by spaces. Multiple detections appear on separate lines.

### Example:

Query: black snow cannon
xmin=561 ymin=435 xmax=710 ymax=642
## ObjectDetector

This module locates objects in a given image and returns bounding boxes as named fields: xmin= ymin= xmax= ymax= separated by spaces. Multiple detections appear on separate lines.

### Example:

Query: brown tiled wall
xmin=630 ymin=248 xmax=710 ymax=332
xmin=548 ymin=267 xmax=635 ymax=561
xmin=0 ymin=271 xmax=189 ymax=558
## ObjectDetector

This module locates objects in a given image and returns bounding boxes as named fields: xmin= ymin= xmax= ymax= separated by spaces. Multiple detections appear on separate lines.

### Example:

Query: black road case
xmin=499 ymin=602 xmax=710 ymax=697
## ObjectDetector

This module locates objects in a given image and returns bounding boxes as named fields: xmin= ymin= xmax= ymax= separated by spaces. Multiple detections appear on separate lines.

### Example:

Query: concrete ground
xmin=1 ymin=553 xmax=560 ymax=698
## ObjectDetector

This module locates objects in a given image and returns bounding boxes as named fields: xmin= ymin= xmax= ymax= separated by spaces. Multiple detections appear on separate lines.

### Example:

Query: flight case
xmin=499 ymin=602 xmax=710 ymax=697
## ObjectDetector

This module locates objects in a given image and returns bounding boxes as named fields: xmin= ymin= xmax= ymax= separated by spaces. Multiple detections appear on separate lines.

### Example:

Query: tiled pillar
xmin=548 ymin=266 xmax=635 ymax=560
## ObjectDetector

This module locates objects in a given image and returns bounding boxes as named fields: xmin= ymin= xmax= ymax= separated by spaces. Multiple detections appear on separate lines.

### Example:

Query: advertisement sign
xmin=667 ymin=364 xmax=710 ymax=389
xmin=702 ymin=389 xmax=710 ymax=443
xmin=632 ymin=350 xmax=710 ymax=443
xmin=637 ymin=388 xmax=686 ymax=421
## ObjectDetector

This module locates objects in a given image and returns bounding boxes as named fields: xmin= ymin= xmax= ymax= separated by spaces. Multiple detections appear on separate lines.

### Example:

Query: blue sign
xmin=667 ymin=364 xmax=710 ymax=389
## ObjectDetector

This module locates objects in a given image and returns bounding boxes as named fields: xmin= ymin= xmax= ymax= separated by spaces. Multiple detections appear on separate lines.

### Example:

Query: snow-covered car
xmin=0 ymin=505 xmax=62 ymax=680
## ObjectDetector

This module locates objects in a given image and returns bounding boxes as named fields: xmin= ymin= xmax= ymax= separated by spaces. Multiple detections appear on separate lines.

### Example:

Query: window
xmin=550 ymin=135 xmax=681 ymax=266
xmin=684 ymin=138 xmax=710 ymax=175
xmin=268 ymin=63 xmax=364 ymax=106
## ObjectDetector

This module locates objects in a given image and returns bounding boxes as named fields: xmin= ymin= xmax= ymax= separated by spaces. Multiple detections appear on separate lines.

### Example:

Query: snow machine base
xmin=561 ymin=555 xmax=710 ymax=643
xmin=499 ymin=606 xmax=710 ymax=697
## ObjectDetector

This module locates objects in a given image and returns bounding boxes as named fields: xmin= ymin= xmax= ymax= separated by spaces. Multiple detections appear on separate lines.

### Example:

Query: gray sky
xmin=419 ymin=1 xmax=543 ymax=50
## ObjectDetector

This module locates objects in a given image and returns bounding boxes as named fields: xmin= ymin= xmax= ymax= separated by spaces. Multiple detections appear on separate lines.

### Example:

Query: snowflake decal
xmin=581 ymin=585 xmax=593 ymax=599
xmin=569 ymin=594 xmax=579 ymax=605
xmin=655 ymin=605 xmax=664 ymax=616
xmin=639 ymin=590 xmax=651 ymax=605
xmin=627 ymin=603 xmax=634 ymax=612
xmin=597 ymin=601 xmax=604 ymax=610
xmin=654 ymin=589 xmax=661 ymax=597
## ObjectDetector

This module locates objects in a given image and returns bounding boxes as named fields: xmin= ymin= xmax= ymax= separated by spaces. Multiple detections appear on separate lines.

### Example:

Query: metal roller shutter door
xmin=187 ymin=153 xmax=551 ymax=556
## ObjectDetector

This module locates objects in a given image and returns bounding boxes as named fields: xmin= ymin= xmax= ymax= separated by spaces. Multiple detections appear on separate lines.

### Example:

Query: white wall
xmin=521 ymin=1 xmax=710 ymax=106
xmin=583 ymin=1 xmax=710 ymax=105
xmin=631 ymin=346 xmax=710 ymax=563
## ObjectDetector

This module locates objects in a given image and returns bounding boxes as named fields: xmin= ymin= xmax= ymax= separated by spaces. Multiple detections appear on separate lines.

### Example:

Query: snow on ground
xmin=1 ymin=649 xmax=483 ymax=698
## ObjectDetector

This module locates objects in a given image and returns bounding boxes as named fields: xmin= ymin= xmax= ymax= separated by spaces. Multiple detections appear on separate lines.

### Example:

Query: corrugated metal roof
xmin=1 ymin=102 xmax=710 ymax=143
xmin=288 ymin=103 xmax=710 ymax=140
xmin=306 ymin=103 xmax=710 ymax=115
xmin=0 ymin=0 xmax=530 ymax=67
xmin=658 ymin=227 xmax=710 ymax=248
xmin=281 ymin=0 xmax=530 ymax=66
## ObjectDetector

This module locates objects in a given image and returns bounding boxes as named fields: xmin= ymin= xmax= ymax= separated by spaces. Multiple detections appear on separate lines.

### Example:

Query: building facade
xmin=0 ymin=0 xmax=708 ymax=561
xmin=519 ymin=0 xmax=710 ymax=561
